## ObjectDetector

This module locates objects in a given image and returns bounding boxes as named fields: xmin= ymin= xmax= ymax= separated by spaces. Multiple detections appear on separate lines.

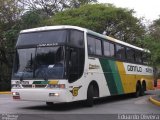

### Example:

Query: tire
xmin=140 ymin=83 xmax=146 ymax=96
xmin=85 ymin=85 xmax=94 ymax=107
xmin=46 ymin=102 xmax=54 ymax=106
xmin=134 ymin=83 xmax=141 ymax=98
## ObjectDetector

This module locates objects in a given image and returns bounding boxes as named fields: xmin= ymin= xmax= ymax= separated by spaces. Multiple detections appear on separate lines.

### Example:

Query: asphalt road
xmin=0 ymin=90 xmax=160 ymax=120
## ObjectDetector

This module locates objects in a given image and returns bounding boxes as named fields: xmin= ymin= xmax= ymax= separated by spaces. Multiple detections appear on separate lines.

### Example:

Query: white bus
xmin=11 ymin=25 xmax=154 ymax=106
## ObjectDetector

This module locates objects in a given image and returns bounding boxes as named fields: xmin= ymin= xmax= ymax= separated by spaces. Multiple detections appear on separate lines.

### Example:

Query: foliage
xmin=0 ymin=0 xmax=22 ymax=23
xmin=44 ymin=4 xmax=145 ymax=45
xmin=149 ymin=18 xmax=160 ymax=41
xmin=18 ymin=0 xmax=97 ymax=16
xmin=21 ymin=10 xmax=49 ymax=29
xmin=141 ymin=36 xmax=160 ymax=67
xmin=0 ymin=0 xmax=21 ymax=67
xmin=0 ymin=0 xmax=22 ymax=90
xmin=143 ymin=18 xmax=160 ymax=68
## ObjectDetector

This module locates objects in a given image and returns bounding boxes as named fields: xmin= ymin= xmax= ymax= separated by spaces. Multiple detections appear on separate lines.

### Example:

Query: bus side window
xmin=95 ymin=39 xmax=102 ymax=56
xmin=135 ymin=51 xmax=142 ymax=63
xmin=87 ymin=36 xmax=96 ymax=55
xmin=68 ymin=48 xmax=85 ymax=83
xmin=68 ymin=49 xmax=78 ymax=82
xmin=103 ymin=41 xmax=115 ymax=57
xmin=116 ymin=44 xmax=125 ymax=60
xmin=142 ymin=52 xmax=150 ymax=65
xmin=103 ymin=41 xmax=110 ymax=56
xmin=126 ymin=47 xmax=135 ymax=62
xmin=87 ymin=35 xmax=102 ymax=56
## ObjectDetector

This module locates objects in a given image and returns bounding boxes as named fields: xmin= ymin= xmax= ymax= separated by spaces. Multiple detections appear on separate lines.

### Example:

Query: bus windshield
xmin=12 ymin=46 xmax=65 ymax=80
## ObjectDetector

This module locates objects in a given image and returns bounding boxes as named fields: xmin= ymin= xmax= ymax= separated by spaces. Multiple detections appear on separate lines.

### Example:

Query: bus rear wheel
xmin=85 ymin=85 xmax=94 ymax=107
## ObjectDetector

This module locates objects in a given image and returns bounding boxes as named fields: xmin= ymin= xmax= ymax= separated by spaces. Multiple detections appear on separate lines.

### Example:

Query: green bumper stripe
xmin=99 ymin=59 xmax=124 ymax=95
xmin=33 ymin=81 xmax=48 ymax=84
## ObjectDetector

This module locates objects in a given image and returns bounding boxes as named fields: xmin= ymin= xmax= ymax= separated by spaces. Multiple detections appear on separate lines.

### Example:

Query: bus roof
xmin=20 ymin=25 xmax=148 ymax=52
xmin=20 ymin=25 xmax=86 ymax=33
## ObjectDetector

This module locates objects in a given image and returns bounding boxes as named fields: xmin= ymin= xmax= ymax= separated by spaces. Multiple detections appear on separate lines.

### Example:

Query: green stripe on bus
xmin=108 ymin=60 xmax=124 ymax=94
xmin=99 ymin=58 xmax=118 ymax=95
xmin=33 ymin=81 xmax=48 ymax=84
xmin=99 ymin=59 xmax=124 ymax=95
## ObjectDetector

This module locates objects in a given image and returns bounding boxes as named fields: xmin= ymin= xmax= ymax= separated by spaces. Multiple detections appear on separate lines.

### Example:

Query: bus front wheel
xmin=134 ymin=82 xmax=141 ymax=98
xmin=85 ymin=85 xmax=94 ymax=107
xmin=140 ymin=82 xmax=146 ymax=96
xmin=46 ymin=102 xmax=54 ymax=106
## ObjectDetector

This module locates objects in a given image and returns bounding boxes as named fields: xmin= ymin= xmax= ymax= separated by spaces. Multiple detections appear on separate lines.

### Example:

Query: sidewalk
xmin=149 ymin=95 xmax=160 ymax=106
xmin=0 ymin=91 xmax=11 ymax=94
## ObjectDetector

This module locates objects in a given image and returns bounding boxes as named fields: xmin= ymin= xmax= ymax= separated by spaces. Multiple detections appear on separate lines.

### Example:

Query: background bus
xmin=11 ymin=25 xmax=154 ymax=106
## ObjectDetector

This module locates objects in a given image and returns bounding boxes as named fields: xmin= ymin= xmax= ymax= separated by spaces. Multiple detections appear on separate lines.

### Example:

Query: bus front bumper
xmin=11 ymin=88 xmax=68 ymax=103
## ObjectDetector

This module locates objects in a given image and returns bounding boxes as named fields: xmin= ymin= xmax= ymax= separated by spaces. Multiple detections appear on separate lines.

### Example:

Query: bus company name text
xmin=127 ymin=65 xmax=152 ymax=73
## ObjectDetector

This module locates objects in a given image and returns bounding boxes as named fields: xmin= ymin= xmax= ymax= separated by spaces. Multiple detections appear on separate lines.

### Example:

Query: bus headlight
xmin=12 ymin=92 xmax=20 ymax=99
xmin=12 ymin=92 xmax=20 ymax=96
xmin=49 ymin=93 xmax=59 ymax=96
xmin=47 ymin=84 xmax=65 ymax=89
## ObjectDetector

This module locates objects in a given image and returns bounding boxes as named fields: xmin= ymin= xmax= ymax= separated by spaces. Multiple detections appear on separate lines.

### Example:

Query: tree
xmin=70 ymin=0 xmax=97 ymax=8
xmin=0 ymin=0 xmax=22 ymax=23
xmin=18 ymin=0 xmax=97 ymax=16
xmin=149 ymin=18 xmax=160 ymax=41
xmin=0 ymin=0 xmax=22 ymax=90
xmin=0 ymin=0 xmax=22 ymax=66
xmin=44 ymin=4 xmax=145 ymax=45
xmin=21 ymin=9 xmax=48 ymax=29
xmin=142 ymin=17 xmax=160 ymax=67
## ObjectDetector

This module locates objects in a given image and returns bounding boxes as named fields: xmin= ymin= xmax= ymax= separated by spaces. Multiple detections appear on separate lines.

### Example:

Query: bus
xmin=11 ymin=25 xmax=154 ymax=106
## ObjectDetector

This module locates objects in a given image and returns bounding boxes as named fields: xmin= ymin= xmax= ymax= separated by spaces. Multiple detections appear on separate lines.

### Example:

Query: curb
xmin=149 ymin=96 xmax=160 ymax=107
xmin=0 ymin=92 xmax=11 ymax=94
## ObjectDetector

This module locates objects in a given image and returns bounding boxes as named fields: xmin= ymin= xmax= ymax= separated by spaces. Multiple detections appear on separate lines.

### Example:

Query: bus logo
xmin=70 ymin=86 xmax=82 ymax=96
xmin=89 ymin=64 xmax=100 ymax=69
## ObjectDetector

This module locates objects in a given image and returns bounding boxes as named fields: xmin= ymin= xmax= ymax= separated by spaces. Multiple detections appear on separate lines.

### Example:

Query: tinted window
xmin=17 ymin=30 xmax=67 ymax=47
xmin=68 ymin=47 xmax=85 ymax=83
xmin=116 ymin=44 xmax=125 ymax=60
xmin=96 ymin=39 xmax=102 ymax=55
xmin=126 ymin=47 xmax=135 ymax=62
xmin=142 ymin=52 xmax=150 ymax=64
xmin=87 ymin=35 xmax=102 ymax=56
xmin=110 ymin=43 xmax=115 ymax=57
xmin=87 ymin=36 xmax=96 ymax=54
xmin=104 ymin=41 xmax=110 ymax=56
xmin=69 ymin=30 xmax=84 ymax=48
xmin=103 ymin=41 xmax=115 ymax=57
xmin=135 ymin=51 xmax=142 ymax=63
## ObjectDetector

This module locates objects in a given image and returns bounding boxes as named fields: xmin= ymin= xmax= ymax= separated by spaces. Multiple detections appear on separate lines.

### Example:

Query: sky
xmin=98 ymin=0 xmax=160 ymax=23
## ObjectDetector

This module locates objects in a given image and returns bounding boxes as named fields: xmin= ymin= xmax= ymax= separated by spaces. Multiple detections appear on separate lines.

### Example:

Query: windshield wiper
xmin=20 ymin=72 xmax=24 ymax=83
xmin=43 ymin=69 xmax=48 ymax=81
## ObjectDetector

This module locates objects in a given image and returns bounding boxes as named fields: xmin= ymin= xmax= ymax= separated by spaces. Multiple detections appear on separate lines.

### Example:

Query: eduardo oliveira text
xmin=118 ymin=114 xmax=160 ymax=120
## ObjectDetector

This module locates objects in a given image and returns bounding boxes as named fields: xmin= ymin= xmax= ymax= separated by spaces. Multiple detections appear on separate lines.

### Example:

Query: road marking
xmin=134 ymin=98 xmax=148 ymax=104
